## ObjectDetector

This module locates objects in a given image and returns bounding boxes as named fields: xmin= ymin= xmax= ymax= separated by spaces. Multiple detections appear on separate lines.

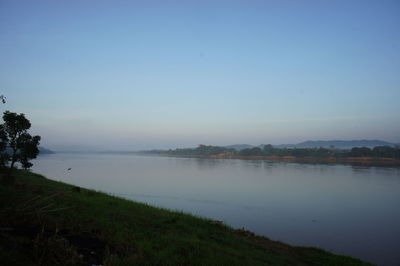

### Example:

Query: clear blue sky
xmin=1 ymin=0 xmax=399 ymax=150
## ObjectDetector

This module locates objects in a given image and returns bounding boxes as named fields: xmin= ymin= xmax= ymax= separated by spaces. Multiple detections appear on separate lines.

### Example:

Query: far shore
xmin=158 ymin=154 xmax=400 ymax=167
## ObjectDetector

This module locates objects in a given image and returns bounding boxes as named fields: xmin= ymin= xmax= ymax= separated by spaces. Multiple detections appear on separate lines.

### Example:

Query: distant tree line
xmin=145 ymin=144 xmax=400 ymax=159
xmin=239 ymin=145 xmax=334 ymax=157
xmin=158 ymin=145 xmax=231 ymax=156
xmin=348 ymin=146 xmax=400 ymax=158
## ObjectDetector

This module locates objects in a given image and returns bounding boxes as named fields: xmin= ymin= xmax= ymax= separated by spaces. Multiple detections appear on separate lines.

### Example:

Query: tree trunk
xmin=2 ymin=150 xmax=17 ymax=185
xmin=10 ymin=148 xmax=17 ymax=169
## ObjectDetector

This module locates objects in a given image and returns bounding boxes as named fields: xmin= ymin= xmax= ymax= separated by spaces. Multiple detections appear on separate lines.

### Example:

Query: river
xmin=32 ymin=153 xmax=400 ymax=265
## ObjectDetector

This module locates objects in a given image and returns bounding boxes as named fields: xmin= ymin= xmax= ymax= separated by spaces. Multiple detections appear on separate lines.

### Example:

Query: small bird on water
xmin=67 ymin=168 xmax=72 ymax=171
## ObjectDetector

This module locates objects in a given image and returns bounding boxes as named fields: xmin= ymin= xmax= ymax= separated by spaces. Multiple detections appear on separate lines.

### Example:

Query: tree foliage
xmin=0 ymin=111 xmax=41 ymax=170
xmin=163 ymin=145 xmax=233 ymax=156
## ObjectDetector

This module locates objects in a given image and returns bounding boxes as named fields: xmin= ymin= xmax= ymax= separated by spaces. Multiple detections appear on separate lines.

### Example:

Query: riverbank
xmin=159 ymin=154 xmax=400 ymax=167
xmin=0 ymin=169 xmax=372 ymax=265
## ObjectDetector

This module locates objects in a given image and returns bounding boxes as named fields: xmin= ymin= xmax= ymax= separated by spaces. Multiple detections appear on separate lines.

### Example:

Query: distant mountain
xmin=274 ymin=140 xmax=396 ymax=149
xmin=39 ymin=147 xmax=55 ymax=154
xmin=224 ymin=144 xmax=254 ymax=151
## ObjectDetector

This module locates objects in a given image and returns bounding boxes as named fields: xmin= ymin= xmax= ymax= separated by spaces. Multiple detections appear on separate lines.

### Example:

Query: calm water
xmin=32 ymin=153 xmax=400 ymax=265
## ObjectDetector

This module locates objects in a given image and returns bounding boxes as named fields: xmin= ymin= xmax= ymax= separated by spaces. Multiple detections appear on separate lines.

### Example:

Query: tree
xmin=0 ymin=111 xmax=41 ymax=170
xmin=349 ymin=147 xmax=372 ymax=157
xmin=239 ymin=147 xmax=263 ymax=156
xmin=262 ymin=144 xmax=274 ymax=156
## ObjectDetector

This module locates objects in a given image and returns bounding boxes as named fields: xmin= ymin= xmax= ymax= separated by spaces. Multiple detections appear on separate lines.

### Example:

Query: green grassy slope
xmin=0 ymin=169 xmax=373 ymax=265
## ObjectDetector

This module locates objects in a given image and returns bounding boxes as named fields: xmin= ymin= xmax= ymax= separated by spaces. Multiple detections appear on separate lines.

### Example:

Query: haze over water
xmin=33 ymin=153 xmax=400 ymax=266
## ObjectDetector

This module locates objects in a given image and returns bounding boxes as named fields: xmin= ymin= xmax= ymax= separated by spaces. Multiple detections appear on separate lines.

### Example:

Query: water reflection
xmin=188 ymin=157 xmax=223 ymax=170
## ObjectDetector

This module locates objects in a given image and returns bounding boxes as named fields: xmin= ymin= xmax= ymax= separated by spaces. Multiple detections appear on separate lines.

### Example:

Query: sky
xmin=0 ymin=0 xmax=399 ymax=151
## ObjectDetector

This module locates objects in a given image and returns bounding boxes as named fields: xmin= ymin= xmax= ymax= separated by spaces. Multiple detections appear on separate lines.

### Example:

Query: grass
xmin=0 ymin=169 xmax=373 ymax=265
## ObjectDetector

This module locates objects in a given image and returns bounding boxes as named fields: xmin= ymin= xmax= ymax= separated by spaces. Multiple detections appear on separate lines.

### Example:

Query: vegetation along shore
xmin=143 ymin=145 xmax=400 ymax=167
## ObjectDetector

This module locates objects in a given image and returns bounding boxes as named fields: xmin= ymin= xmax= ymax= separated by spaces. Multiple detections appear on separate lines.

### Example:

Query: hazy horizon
xmin=42 ymin=138 xmax=399 ymax=152
xmin=1 ymin=0 xmax=399 ymax=151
